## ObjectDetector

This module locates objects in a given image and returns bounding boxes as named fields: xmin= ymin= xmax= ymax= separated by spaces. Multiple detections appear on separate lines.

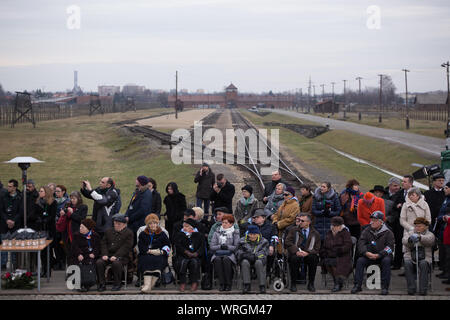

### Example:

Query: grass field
xmin=309 ymin=111 xmax=446 ymax=139
xmin=241 ymin=109 xmax=439 ymax=191
xmin=0 ymin=108 xmax=198 ymax=215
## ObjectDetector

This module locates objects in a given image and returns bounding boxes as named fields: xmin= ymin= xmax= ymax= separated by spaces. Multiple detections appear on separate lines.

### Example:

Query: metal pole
xmin=331 ymin=82 xmax=335 ymax=115
xmin=343 ymin=80 xmax=347 ymax=118
xmin=378 ymin=74 xmax=383 ymax=123
xmin=403 ymin=69 xmax=410 ymax=129
xmin=175 ymin=71 xmax=178 ymax=119
xmin=443 ymin=61 xmax=450 ymax=149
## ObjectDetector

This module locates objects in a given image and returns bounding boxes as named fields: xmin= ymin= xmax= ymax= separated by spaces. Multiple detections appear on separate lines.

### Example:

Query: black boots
xmin=242 ymin=283 xmax=251 ymax=294
xmin=351 ymin=284 xmax=362 ymax=294
xmin=331 ymin=277 xmax=343 ymax=292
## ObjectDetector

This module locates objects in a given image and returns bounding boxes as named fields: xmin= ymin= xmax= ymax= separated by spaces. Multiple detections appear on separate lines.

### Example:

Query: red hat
xmin=364 ymin=192 xmax=375 ymax=201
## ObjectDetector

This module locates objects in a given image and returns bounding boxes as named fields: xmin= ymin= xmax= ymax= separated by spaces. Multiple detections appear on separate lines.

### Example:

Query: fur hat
xmin=241 ymin=185 xmax=253 ymax=195
xmin=414 ymin=217 xmax=430 ymax=226
xmin=81 ymin=218 xmax=96 ymax=231
xmin=137 ymin=175 xmax=149 ymax=186
xmin=145 ymin=213 xmax=159 ymax=225
xmin=331 ymin=216 xmax=344 ymax=226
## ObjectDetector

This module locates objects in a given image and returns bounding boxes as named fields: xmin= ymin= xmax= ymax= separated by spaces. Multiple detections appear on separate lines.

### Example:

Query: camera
xmin=412 ymin=164 xmax=440 ymax=180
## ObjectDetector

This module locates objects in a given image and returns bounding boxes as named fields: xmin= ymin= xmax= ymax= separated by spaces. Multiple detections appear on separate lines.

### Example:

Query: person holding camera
xmin=402 ymin=217 xmax=435 ymax=295
xmin=194 ymin=163 xmax=215 ymax=215
xmin=210 ymin=174 xmax=235 ymax=215
xmin=237 ymin=224 xmax=269 ymax=294
xmin=56 ymin=191 xmax=88 ymax=256
xmin=352 ymin=211 xmax=395 ymax=295
xmin=311 ymin=182 xmax=341 ymax=241
xmin=80 ymin=177 xmax=121 ymax=238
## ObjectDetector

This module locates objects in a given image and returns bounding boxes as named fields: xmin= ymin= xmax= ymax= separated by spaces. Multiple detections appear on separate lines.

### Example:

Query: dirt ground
xmin=136 ymin=109 xmax=216 ymax=128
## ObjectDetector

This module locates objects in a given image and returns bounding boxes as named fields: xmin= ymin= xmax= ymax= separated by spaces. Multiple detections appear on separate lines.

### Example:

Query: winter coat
xmin=272 ymin=197 xmax=300 ymax=237
xmin=234 ymin=194 xmax=259 ymax=225
xmin=320 ymin=227 xmax=353 ymax=277
xmin=357 ymin=223 xmax=395 ymax=259
xmin=55 ymin=195 xmax=70 ymax=224
xmin=340 ymin=189 xmax=363 ymax=227
xmin=434 ymin=196 xmax=450 ymax=239
xmin=400 ymin=196 xmax=431 ymax=234
xmin=70 ymin=230 xmax=101 ymax=265
xmin=30 ymin=199 xmax=57 ymax=238
xmin=210 ymin=180 xmax=235 ymax=213
xmin=444 ymin=220 xmax=450 ymax=245
xmin=357 ymin=195 xmax=386 ymax=227
xmin=137 ymin=227 xmax=171 ymax=272
xmin=237 ymin=234 xmax=269 ymax=265
xmin=100 ymin=227 xmax=134 ymax=264
xmin=208 ymin=220 xmax=239 ymax=244
xmin=402 ymin=228 xmax=435 ymax=264
xmin=299 ymin=193 xmax=313 ymax=214
xmin=194 ymin=166 xmax=215 ymax=199
xmin=173 ymin=229 xmax=205 ymax=259
xmin=311 ymin=187 xmax=341 ymax=240
xmin=125 ymin=188 xmax=153 ymax=233
xmin=56 ymin=204 xmax=88 ymax=244
xmin=210 ymin=225 xmax=240 ymax=264
xmin=0 ymin=192 xmax=23 ymax=233
xmin=80 ymin=186 xmax=120 ymax=235
xmin=285 ymin=225 xmax=321 ymax=257
xmin=391 ymin=188 xmax=408 ymax=221
xmin=424 ymin=188 xmax=445 ymax=228
xmin=150 ymin=189 xmax=162 ymax=217
xmin=264 ymin=192 xmax=285 ymax=218
xmin=239 ymin=220 xmax=278 ymax=245
xmin=163 ymin=182 xmax=187 ymax=223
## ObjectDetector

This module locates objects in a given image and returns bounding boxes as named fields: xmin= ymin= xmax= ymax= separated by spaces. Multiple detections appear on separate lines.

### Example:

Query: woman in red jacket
xmin=357 ymin=192 xmax=385 ymax=228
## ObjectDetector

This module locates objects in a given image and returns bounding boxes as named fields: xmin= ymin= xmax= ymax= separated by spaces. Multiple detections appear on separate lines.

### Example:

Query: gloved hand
xmin=220 ymin=244 xmax=228 ymax=250
xmin=408 ymin=233 xmax=421 ymax=244
xmin=148 ymin=249 xmax=162 ymax=256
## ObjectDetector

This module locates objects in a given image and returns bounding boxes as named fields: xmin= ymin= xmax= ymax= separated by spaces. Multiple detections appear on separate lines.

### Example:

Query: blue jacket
xmin=125 ymin=188 xmax=152 ymax=233
xmin=311 ymin=187 xmax=341 ymax=240
xmin=435 ymin=196 xmax=450 ymax=240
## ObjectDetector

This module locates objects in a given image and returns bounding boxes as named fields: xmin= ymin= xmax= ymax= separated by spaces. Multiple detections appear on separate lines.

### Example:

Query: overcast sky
xmin=0 ymin=0 xmax=449 ymax=93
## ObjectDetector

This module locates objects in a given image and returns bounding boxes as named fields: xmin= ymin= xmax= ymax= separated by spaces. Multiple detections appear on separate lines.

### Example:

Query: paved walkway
xmin=267 ymin=109 xmax=445 ymax=157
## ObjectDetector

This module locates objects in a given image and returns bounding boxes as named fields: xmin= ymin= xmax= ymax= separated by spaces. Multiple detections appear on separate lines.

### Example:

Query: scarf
xmin=240 ymin=194 xmax=255 ymax=206
xmin=218 ymin=225 xmax=235 ymax=245
xmin=84 ymin=230 xmax=93 ymax=252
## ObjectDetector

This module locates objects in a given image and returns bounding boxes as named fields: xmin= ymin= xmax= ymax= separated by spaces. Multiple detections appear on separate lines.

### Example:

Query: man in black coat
xmin=0 ymin=180 xmax=7 ymax=201
xmin=210 ymin=173 xmax=235 ymax=214
xmin=163 ymin=182 xmax=187 ymax=243
xmin=96 ymin=214 xmax=134 ymax=291
xmin=125 ymin=176 xmax=152 ymax=245
xmin=262 ymin=170 xmax=289 ymax=204
xmin=0 ymin=179 xmax=23 ymax=234
xmin=81 ymin=177 xmax=121 ymax=238
xmin=194 ymin=163 xmax=215 ymax=215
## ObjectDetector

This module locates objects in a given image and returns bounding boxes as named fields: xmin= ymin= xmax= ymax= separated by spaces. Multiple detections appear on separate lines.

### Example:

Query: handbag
xmin=161 ymin=268 xmax=175 ymax=285
xmin=79 ymin=263 xmax=97 ymax=288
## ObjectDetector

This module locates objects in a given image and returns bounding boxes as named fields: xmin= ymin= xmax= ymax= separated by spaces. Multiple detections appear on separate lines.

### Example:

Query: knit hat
xmin=81 ymin=218 xmax=96 ymax=231
xmin=414 ymin=217 xmax=430 ymax=226
xmin=370 ymin=211 xmax=384 ymax=220
xmin=285 ymin=186 xmax=295 ymax=196
xmin=137 ymin=175 xmax=149 ymax=186
xmin=247 ymin=224 xmax=260 ymax=234
xmin=145 ymin=213 xmax=159 ymax=225
xmin=241 ymin=185 xmax=253 ymax=195
xmin=364 ymin=192 xmax=375 ymax=201
xmin=112 ymin=213 xmax=127 ymax=223
xmin=27 ymin=179 xmax=35 ymax=186
xmin=331 ymin=216 xmax=344 ymax=226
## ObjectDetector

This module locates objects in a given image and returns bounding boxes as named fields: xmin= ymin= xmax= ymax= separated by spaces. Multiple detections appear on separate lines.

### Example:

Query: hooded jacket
xmin=163 ymin=182 xmax=187 ymax=222
xmin=357 ymin=223 xmax=395 ymax=259
xmin=400 ymin=195 xmax=431 ymax=234
xmin=237 ymin=233 xmax=269 ymax=265
xmin=311 ymin=187 xmax=341 ymax=240
xmin=357 ymin=192 xmax=386 ymax=227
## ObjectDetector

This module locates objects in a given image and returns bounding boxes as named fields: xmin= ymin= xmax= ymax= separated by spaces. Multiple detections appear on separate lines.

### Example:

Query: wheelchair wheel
xmin=273 ymin=278 xmax=285 ymax=292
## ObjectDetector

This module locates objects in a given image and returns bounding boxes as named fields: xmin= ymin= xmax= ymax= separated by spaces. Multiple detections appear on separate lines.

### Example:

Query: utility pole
xmin=378 ymin=74 xmax=383 ymax=123
xmin=402 ymin=69 xmax=410 ymax=129
xmin=331 ymin=82 xmax=335 ymax=115
xmin=299 ymin=88 xmax=303 ymax=112
xmin=308 ymin=76 xmax=312 ymax=113
xmin=442 ymin=61 xmax=450 ymax=149
xmin=356 ymin=77 xmax=362 ymax=95
xmin=342 ymin=80 xmax=347 ymax=118
xmin=175 ymin=70 xmax=178 ymax=119
xmin=312 ymin=85 xmax=316 ymax=102
xmin=320 ymin=84 xmax=325 ymax=101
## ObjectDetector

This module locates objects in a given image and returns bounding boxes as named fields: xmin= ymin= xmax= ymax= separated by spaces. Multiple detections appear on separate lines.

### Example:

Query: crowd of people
xmin=0 ymin=166 xmax=449 ymax=295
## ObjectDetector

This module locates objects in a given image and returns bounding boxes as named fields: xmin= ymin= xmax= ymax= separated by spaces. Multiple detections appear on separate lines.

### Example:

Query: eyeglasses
xmin=296 ymin=219 xmax=306 ymax=222
xmin=283 ymin=193 xmax=291 ymax=196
